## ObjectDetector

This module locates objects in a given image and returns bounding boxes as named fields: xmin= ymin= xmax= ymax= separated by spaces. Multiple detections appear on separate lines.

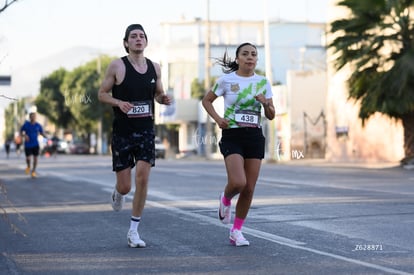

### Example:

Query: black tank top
xmin=112 ymin=56 xmax=157 ymax=136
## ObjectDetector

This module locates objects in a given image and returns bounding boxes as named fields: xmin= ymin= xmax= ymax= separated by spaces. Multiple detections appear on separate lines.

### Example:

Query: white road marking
xmin=260 ymin=176 xmax=414 ymax=196
xmin=44 ymin=171 xmax=412 ymax=275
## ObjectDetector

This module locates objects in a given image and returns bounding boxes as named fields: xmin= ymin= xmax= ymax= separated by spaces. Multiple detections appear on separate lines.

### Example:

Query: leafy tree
xmin=3 ymin=105 xmax=14 ymax=139
xmin=62 ymin=56 xmax=113 ymax=138
xmin=328 ymin=0 xmax=414 ymax=159
xmin=35 ymin=68 xmax=74 ymax=129
xmin=63 ymin=64 xmax=98 ymax=136
xmin=33 ymin=56 xmax=114 ymax=143
xmin=191 ymin=77 xmax=217 ymax=100
xmin=191 ymin=78 xmax=206 ymax=100
xmin=3 ymin=97 xmax=26 ymax=139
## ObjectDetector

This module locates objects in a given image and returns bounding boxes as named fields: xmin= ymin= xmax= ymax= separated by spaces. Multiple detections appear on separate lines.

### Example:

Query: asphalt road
xmin=1 ymin=154 xmax=413 ymax=275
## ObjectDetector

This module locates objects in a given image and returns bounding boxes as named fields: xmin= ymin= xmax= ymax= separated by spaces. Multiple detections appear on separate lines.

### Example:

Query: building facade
xmin=325 ymin=0 xmax=404 ymax=163
xmin=152 ymin=18 xmax=327 ymax=160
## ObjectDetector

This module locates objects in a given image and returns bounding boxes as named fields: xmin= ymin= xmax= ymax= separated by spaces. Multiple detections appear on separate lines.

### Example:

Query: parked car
xmin=41 ymin=137 xmax=69 ymax=155
xmin=67 ymin=140 xmax=90 ymax=154
xmin=155 ymin=137 xmax=166 ymax=159
xmin=56 ymin=139 xmax=69 ymax=153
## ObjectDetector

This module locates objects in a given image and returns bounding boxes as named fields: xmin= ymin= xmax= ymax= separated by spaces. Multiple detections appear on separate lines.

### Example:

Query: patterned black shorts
xmin=111 ymin=128 xmax=155 ymax=172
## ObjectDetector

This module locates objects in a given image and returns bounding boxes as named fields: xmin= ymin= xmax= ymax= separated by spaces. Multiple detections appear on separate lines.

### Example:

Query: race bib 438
xmin=235 ymin=110 xmax=260 ymax=127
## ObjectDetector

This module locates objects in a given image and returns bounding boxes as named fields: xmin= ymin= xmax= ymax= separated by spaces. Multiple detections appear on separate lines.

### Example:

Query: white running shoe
xmin=111 ymin=189 xmax=124 ymax=211
xmin=218 ymin=192 xmax=231 ymax=224
xmin=127 ymin=230 xmax=146 ymax=248
xmin=229 ymin=230 xmax=250 ymax=246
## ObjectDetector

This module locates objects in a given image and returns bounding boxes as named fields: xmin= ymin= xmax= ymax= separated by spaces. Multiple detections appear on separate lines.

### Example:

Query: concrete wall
xmin=325 ymin=0 xmax=404 ymax=162
xmin=286 ymin=70 xmax=327 ymax=159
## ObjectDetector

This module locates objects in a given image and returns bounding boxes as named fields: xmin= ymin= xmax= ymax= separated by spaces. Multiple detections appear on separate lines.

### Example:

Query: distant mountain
xmin=10 ymin=46 xmax=122 ymax=98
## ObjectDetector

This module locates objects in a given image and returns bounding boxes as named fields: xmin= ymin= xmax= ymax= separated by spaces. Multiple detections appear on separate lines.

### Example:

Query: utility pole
xmin=96 ymin=55 xmax=103 ymax=155
xmin=204 ymin=0 xmax=212 ymax=159
xmin=264 ymin=0 xmax=276 ymax=161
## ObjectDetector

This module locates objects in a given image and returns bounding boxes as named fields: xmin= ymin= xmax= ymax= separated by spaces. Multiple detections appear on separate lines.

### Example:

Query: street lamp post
xmin=264 ymin=0 xmax=277 ymax=161
xmin=204 ymin=0 xmax=212 ymax=159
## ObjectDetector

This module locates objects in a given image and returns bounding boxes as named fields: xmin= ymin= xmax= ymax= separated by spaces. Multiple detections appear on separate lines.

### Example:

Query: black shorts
xmin=219 ymin=127 xmax=265 ymax=159
xmin=111 ymin=128 xmax=155 ymax=172
xmin=25 ymin=146 xmax=40 ymax=157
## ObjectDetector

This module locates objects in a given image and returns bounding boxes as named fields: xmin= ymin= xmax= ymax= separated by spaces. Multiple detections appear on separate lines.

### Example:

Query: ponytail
xmin=214 ymin=42 xmax=257 ymax=74
xmin=215 ymin=50 xmax=238 ymax=73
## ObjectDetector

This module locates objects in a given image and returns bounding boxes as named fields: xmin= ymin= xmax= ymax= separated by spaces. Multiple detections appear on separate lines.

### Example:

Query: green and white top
xmin=212 ymin=72 xmax=273 ymax=128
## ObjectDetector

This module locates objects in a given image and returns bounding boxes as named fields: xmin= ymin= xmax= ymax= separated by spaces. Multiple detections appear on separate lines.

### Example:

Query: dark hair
xmin=215 ymin=42 xmax=257 ymax=73
xmin=123 ymin=24 xmax=148 ymax=53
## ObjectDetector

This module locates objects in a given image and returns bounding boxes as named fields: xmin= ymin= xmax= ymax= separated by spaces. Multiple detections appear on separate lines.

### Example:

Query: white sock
xmin=129 ymin=216 xmax=141 ymax=231
xmin=113 ymin=188 xmax=121 ymax=198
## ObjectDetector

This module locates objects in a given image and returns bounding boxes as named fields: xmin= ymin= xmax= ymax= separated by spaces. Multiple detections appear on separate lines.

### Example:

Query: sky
xmin=0 ymin=0 xmax=329 ymax=73
xmin=0 ymin=0 xmax=330 ymax=142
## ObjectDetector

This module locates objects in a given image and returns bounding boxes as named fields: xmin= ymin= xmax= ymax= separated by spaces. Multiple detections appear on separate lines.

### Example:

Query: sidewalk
xmin=270 ymin=158 xmax=402 ymax=169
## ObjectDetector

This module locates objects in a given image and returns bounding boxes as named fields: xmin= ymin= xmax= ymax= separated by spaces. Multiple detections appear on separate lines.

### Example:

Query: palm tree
xmin=328 ymin=0 xmax=414 ymax=162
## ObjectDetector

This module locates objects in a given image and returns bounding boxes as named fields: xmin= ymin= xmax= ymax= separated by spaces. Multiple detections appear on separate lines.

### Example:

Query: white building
xmin=154 ymin=18 xmax=327 ymax=160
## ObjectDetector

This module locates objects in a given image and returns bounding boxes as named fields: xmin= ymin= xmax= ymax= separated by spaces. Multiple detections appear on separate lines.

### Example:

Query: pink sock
xmin=222 ymin=194 xmax=231 ymax=206
xmin=232 ymin=217 xmax=245 ymax=231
